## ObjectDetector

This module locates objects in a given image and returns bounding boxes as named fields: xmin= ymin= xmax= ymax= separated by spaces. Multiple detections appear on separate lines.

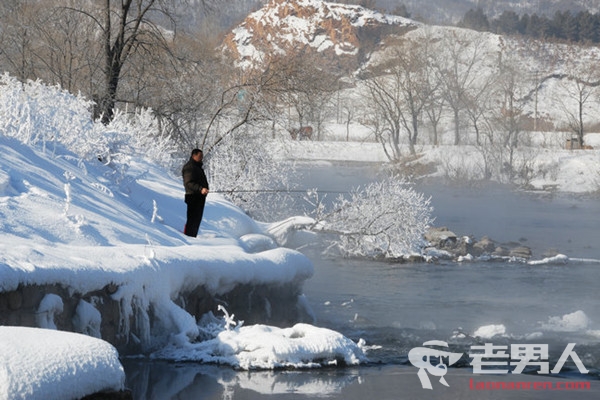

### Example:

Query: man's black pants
xmin=184 ymin=194 xmax=206 ymax=237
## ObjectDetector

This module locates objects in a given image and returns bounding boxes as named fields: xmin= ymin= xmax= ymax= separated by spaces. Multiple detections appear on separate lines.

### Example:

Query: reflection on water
xmin=124 ymin=163 xmax=600 ymax=399
xmin=123 ymin=360 xmax=362 ymax=399
xmin=123 ymin=361 xmax=600 ymax=400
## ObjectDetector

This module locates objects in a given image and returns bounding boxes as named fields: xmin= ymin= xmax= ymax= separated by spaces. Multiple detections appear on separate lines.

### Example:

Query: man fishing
xmin=182 ymin=148 xmax=209 ymax=237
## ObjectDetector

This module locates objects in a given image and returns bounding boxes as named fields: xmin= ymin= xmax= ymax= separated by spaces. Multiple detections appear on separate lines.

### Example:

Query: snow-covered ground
xmin=0 ymin=133 xmax=373 ymax=397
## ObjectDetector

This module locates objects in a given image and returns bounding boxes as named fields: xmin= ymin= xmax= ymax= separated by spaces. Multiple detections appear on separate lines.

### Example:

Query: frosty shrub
xmin=205 ymin=130 xmax=297 ymax=221
xmin=323 ymin=176 xmax=433 ymax=259
xmin=0 ymin=73 xmax=94 ymax=154
xmin=97 ymin=108 xmax=176 ymax=168
xmin=0 ymin=73 xmax=176 ymax=180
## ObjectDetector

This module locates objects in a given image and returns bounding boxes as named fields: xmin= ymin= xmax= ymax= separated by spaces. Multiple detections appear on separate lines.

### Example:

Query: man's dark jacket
xmin=182 ymin=158 xmax=209 ymax=195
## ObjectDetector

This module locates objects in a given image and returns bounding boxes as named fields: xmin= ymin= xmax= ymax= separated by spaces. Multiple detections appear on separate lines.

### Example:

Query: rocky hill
xmin=222 ymin=0 xmax=417 ymax=72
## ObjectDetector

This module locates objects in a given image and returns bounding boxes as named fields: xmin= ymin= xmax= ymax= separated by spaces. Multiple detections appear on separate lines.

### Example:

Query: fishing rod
xmin=208 ymin=189 xmax=350 ymax=194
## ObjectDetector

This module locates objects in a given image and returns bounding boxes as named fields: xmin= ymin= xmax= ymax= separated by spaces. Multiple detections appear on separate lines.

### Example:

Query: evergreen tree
xmin=391 ymin=4 xmax=410 ymax=18
xmin=526 ymin=14 xmax=552 ymax=38
xmin=552 ymin=10 xmax=570 ymax=40
xmin=518 ymin=14 xmax=530 ymax=35
xmin=459 ymin=8 xmax=490 ymax=32
xmin=563 ymin=11 xmax=579 ymax=42
xmin=493 ymin=11 xmax=521 ymax=35
xmin=577 ymin=11 xmax=599 ymax=43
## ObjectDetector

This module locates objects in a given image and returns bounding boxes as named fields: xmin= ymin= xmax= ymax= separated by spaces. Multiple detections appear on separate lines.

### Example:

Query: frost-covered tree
xmin=363 ymin=37 xmax=436 ymax=157
xmin=204 ymin=129 xmax=296 ymax=221
xmin=318 ymin=176 xmax=433 ymax=259
xmin=553 ymin=47 xmax=600 ymax=148
xmin=267 ymin=50 xmax=340 ymax=140
xmin=489 ymin=47 xmax=534 ymax=182
xmin=86 ymin=0 xmax=182 ymax=124
xmin=433 ymin=29 xmax=490 ymax=146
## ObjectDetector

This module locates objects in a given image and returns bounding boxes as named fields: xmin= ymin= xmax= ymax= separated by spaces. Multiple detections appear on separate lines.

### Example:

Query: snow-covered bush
xmin=0 ymin=73 xmax=176 ymax=177
xmin=97 ymin=108 xmax=176 ymax=168
xmin=0 ymin=73 xmax=95 ymax=154
xmin=205 ymin=130 xmax=297 ymax=221
xmin=321 ymin=175 xmax=434 ymax=259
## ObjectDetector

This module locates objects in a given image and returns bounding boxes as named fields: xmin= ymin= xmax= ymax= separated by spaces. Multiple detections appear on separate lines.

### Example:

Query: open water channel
xmin=123 ymin=161 xmax=600 ymax=399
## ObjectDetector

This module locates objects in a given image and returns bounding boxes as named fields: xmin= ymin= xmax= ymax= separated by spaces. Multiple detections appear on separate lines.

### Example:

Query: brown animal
xmin=289 ymin=126 xmax=313 ymax=141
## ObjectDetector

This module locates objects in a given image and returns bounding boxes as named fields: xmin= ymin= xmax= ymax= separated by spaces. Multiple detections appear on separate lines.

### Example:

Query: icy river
xmin=123 ymin=161 xmax=600 ymax=399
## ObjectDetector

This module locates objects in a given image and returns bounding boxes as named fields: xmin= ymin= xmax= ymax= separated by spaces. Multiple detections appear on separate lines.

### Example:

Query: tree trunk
xmin=453 ymin=108 xmax=460 ymax=145
xmin=578 ymin=98 xmax=585 ymax=146
xmin=100 ymin=63 xmax=122 ymax=124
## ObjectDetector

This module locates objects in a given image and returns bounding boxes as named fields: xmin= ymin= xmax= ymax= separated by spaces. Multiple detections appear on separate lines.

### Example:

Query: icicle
xmin=72 ymin=299 xmax=102 ymax=338
xmin=36 ymin=294 xmax=64 ymax=330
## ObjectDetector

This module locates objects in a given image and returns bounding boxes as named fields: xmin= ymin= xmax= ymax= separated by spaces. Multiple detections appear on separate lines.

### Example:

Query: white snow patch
xmin=72 ymin=299 xmax=102 ymax=338
xmin=528 ymin=254 xmax=569 ymax=265
xmin=239 ymin=233 xmax=278 ymax=253
xmin=0 ymin=326 xmax=125 ymax=400
xmin=474 ymin=324 xmax=507 ymax=338
xmin=0 ymin=169 xmax=9 ymax=195
xmin=540 ymin=310 xmax=591 ymax=332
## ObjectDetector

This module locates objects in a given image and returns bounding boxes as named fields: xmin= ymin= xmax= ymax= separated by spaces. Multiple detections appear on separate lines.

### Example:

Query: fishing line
xmin=208 ymin=189 xmax=350 ymax=194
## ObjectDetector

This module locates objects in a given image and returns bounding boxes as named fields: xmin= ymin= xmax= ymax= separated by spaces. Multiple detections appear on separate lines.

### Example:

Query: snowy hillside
xmin=378 ymin=0 xmax=600 ymax=23
xmin=0 ymin=135 xmax=313 ymax=295
xmin=225 ymin=0 xmax=600 ymax=132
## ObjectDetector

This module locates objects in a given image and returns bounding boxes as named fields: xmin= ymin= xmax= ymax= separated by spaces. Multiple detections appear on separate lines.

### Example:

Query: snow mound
xmin=528 ymin=254 xmax=569 ymax=265
xmin=540 ymin=310 xmax=591 ymax=332
xmin=0 ymin=326 xmax=125 ymax=400
xmin=474 ymin=324 xmax=507 ymax=339
xmin=152 ymin=321 xmax=368 ymax=370
xmin=35 ymin=294 xmax=64 ymax=330
xmin=239 ymin=233 xmax=278 ymax=253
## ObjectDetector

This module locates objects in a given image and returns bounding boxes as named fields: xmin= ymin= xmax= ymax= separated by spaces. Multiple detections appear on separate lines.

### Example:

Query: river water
xmin=123 ymin=161 xmax=600 ymax=399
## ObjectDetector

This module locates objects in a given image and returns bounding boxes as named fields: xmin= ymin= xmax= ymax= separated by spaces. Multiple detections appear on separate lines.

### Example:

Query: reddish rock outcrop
xmin=222 ymin=0 xmax=417 ymax=72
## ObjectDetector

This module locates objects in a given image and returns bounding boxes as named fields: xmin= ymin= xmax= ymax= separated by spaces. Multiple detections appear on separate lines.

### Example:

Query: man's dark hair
xmin=191 ymin=148 xmax=203 ymax=156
